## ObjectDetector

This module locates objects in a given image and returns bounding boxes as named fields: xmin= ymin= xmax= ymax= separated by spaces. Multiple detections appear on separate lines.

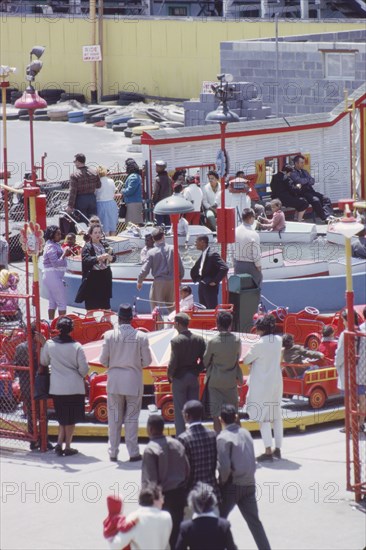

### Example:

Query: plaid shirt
xmin=178 ymin=423 xmax=220 ymax=501
xmin=68 ymin=166 xmax=101 ymax=208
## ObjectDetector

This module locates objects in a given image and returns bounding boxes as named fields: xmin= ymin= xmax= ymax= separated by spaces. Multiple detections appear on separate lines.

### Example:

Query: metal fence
xmin=0 ymin=169 xmax=152 ymax=265
xmin=0 ymin=292 xmax=42 ymax=449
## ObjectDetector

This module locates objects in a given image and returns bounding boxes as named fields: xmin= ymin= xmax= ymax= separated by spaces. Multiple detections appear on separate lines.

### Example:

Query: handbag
xmin=75 ymin=276 xmax=89 ymax=303
xmin=34 ymin=369 xmax=50 ymax=400
xmin=119 ymin=202 xmax=127 ymax=219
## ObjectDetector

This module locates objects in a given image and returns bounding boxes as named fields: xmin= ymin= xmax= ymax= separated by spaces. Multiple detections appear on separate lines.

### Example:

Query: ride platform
xmin=43 ymin=397 xmax=345 ymax=438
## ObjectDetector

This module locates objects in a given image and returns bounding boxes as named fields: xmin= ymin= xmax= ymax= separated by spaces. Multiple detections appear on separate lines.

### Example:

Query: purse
xmin=75 ymin=277 xmax=89 ymax=303
xmin=34 ymin=369 xmax=50 ymax=400
xmin=119 ymin=202 xmax=127 ymax=219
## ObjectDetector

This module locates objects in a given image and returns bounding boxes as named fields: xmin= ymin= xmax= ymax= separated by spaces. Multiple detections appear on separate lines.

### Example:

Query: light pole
xmin=153 ymin=195 xmax=193 ymax=314
xmin=336 ymin=198 xmax=364 ymax=501
xmin=15 ymin=46 xmax=47 ymax=186
xmin=0 ymin=65 xmax=16 ymax=245
xmin=206 ymin=74 xmax=239 ymax=303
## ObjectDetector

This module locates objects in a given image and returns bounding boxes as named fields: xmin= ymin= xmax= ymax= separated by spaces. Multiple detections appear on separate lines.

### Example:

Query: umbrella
xmin=83 ymin=328 xmax=258 ymax=383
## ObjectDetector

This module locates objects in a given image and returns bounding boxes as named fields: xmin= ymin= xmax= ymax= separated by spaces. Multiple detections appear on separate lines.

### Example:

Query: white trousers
xmin=260 ymin=418 xmax=283 ymax=449
xmin=107 ymin=393 xmax=142 ymax=458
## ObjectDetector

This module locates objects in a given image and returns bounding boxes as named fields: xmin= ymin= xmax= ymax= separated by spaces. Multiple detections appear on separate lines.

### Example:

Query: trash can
xmin=228 ymin=274 xmax=260 ymax=333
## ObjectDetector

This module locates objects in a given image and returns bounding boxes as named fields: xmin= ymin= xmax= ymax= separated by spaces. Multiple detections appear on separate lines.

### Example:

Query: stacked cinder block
xmin=184 ymin=81 xmax=272 ymax=127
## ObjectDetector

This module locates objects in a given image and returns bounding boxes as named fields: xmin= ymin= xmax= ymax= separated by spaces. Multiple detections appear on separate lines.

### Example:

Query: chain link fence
xmin=0 ymin=292 xmax=40 ymax=449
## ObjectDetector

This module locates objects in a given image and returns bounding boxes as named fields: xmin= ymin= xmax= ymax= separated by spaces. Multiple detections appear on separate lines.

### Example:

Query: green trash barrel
xmin=228 ymin=274 xmax=260 ymax=333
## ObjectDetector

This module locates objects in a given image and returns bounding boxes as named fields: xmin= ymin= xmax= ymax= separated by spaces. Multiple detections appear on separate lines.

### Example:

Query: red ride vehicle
xmin=150 ymin=370 xmax=249 ymax=422
xmin=254 ymin=305 xmax=365 ymax=350
xmin=282 ymin=361 xmax=341 ymax=409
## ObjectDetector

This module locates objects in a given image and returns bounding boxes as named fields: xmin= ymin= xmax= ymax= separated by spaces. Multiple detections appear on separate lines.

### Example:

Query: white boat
xmin=104 ymin=235 xmax=133 ymax=255
xmin=260 ymin=249 xmax=328 ymax=280
xmin=117 ymin=225 xmax=215 ymax=249
xmin=65 ymin=247 xmax=328 ymax=281
xmin=258 ymin=221 xmax=317 ymax=244
xmin=328 ymin=257 xmax=366 ymax=276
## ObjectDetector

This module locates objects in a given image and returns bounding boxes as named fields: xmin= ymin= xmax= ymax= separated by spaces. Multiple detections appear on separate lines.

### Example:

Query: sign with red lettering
xmin=82 ymin=45 xmax=102 ymax=62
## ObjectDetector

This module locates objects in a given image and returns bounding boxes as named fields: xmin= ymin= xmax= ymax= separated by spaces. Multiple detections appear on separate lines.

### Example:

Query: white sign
xmin=82 ymin=45 xmax=102 ymax=62
xmin=201 ymin=81 xmax=217 ymax=94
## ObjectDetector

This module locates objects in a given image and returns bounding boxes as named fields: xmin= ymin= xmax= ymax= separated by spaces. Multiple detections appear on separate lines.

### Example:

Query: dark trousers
xmin=155 ymin=214 xmax=171 ymax=227
xmin=301 ymin=189 xmax=332 ymax=221
xmin=198 ymin=281 xmax=219 ymax=309
xmin=220 ymin=484 xmax=271 ymax=550
xmin=75 ymin=193 xmax=97 ymax=219
xmin=172 ymin=372 xmax=199 ymax=435
xmin=163 ymin=485 xmax=187 ymax=550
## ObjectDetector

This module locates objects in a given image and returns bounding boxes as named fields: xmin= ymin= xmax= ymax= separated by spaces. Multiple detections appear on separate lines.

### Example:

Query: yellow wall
xmin=1 ymin=16 xmax=365 ymax=100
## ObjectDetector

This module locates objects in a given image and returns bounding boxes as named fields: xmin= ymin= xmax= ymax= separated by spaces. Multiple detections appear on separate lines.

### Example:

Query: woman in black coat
xmin=76 ymin=223 xmax=116 ymax=310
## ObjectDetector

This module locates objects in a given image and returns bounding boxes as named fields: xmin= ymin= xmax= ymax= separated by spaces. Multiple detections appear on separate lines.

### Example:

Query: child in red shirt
xmin=62 ymin=233 xmax=82 ymax=256
xmin=318 ymin=325 xmax=338 ymax=362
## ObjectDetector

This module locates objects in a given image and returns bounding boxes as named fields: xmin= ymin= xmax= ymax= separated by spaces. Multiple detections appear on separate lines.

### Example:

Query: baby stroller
xmin=59 ymin=209 xmax=89 ymax=237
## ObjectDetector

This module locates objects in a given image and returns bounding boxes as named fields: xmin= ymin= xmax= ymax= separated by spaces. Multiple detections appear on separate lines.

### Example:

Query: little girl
xmin=258 ymin=199 xmax=286 ymax=232
xmin=168 ymin=285 xmax=194 ymax=321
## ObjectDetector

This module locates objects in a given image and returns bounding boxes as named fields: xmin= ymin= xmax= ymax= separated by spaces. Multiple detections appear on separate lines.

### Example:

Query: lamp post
xmin=15 ymin=46 xmax=47 ymax=186
xmin=206 ymin=74 xmax=239 ymax=303
xmin=0 ymin=65 xmax=16 ymax=245
xmin=336 ymin=198 xmax=364 ymax=501
xmin=14 ymin=46 xmax=47 ymax=325
xmin=153 ymin=195 xmax=194 ymax=314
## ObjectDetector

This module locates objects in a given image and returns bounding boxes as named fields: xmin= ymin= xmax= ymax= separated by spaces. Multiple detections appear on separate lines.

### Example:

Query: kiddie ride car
xmin=150 ymin=371 xmax=249 ymax=422
xmin=282 ymin=360 xmax=341 ymax=409
xmin=253 ymin=305 xmax=365 ymax=350
xmin=131 ymin=304 xmax=234 ymax=332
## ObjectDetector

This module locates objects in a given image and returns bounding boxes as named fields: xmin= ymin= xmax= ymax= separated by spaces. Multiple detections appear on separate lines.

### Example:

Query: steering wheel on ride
xmin=275 ymin=307 xmax=288 ymax=321
xmin=304 ymin=306 xmax=320 ymax=317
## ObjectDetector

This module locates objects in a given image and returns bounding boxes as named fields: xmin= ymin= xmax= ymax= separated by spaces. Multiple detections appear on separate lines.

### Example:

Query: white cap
xmin=155 ymin=160 xmax=166 ymax=167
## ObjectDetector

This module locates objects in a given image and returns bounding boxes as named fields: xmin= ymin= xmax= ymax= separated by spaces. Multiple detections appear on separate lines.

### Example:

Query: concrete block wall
xmin=184 ymin=81 xmax=272 ymax=127
xmin=221 ymin=30 xmax=366 ymax=117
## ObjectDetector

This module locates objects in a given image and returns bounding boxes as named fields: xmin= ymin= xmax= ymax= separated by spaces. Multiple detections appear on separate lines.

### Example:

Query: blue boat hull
xmin=65 ymin=271 xmax=366 ymax=314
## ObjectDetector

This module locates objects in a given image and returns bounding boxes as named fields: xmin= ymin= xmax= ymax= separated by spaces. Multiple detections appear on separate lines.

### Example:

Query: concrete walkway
xmin=1 ymin=423 xmax=365 ymax=550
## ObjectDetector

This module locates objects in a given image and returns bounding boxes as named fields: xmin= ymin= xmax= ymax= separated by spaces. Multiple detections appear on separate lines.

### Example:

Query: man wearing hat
xmin=99 ymin=303 xmax=153 ymax=462
xmin=167 ymin=313 xmax=206 ymax=435
xmin=137 ymin=227 xmax=184 ymax=313
xmin=153 ymin=160 xmax=173 ymax=226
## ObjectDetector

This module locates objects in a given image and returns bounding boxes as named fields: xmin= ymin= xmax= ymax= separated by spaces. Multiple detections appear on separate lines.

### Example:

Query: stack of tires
xmin=39 ymin=89 xmax=65 ymax=105
xmin=118 ymin=91 xmax=145 ymax=106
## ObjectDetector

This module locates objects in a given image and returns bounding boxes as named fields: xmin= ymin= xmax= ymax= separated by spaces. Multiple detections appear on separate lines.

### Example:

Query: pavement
xmin=1 ymin=423 xmax=365 ymax=550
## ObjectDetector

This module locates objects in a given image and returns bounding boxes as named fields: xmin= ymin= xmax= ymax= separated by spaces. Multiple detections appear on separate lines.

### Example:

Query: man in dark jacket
xmin=190 ymin=235 xmax=229 ymax=308
xmin=153 ymin=160 xmax=172 ymax=226
xmin=168 ymin=313 xmax=206 ymax=435
xmin=270 ymin=164 xmax=308 ymax=222
xmin=66 ymin=153 xmax=101 ymax=218
xmin=290 ymin=155 xmax=333 ymax=222
xmin=142 ymin=414 xmax=190 ymax=549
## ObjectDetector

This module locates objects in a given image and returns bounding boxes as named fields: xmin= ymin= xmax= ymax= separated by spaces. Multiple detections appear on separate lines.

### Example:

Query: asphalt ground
xmin=1 ymin=424 xmax=365 ymax=550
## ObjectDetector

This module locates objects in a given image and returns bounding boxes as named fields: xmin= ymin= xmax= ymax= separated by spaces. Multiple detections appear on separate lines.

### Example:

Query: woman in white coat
xmin=243 ymin=314 xmax=283 ymax=462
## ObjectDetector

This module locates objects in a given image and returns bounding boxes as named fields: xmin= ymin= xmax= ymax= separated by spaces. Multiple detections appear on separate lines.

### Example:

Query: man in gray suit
xmin=137 ymin=226 xmax=184 ymax=313
xmin=168 ymin=313 xmax=206 ymax=435
xmin=99 ymin=303 xmax=153 ymax=462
